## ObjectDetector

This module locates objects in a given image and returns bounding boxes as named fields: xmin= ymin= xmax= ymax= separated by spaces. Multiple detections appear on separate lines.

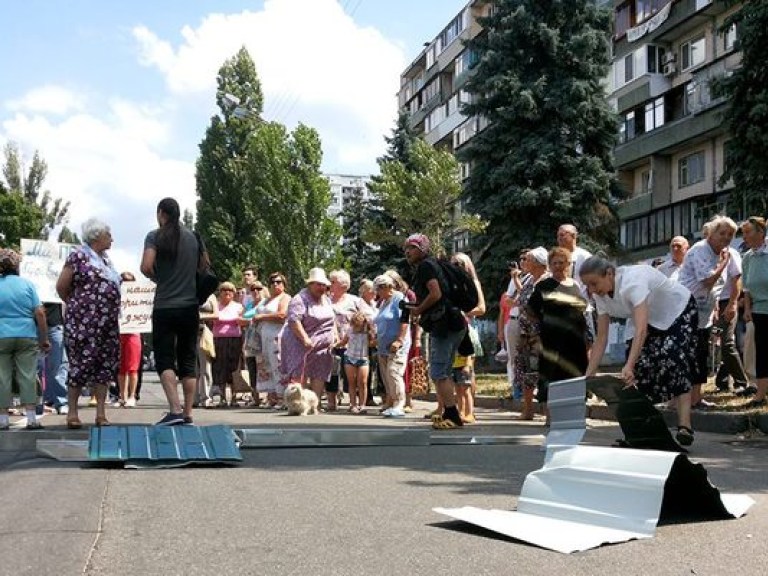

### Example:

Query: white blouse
xmin=593 ymin=265 xmax=691 ymax=341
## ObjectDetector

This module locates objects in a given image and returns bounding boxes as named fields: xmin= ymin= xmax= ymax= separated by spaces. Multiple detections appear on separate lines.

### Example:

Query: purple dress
xmin=63 ymin=248 xmax=121 ymax=387
xmin=279 ymin=288 xmax=335 ymax=382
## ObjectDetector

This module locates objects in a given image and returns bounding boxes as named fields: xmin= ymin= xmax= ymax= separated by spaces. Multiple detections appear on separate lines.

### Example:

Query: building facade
xmin=397 ymin=0 xmax=492 ymax=254
xmin=325 ymin=172 xmax=373 ymax=225
xmin=609 ymin=0 xmax=742 ymax=262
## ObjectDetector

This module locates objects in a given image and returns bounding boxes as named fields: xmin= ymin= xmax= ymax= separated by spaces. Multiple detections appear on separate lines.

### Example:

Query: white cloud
xmin=0 ymin=101 xmax=195 ymax=276
xmin=6 ymin=85 xmax=85 ymax=116
xmin=133 ymin=0 xmax=406 ymax=173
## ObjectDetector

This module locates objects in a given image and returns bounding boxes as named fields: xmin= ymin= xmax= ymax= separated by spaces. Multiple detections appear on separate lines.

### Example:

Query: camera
xmin=508 ymin=260 xmax=519 ymax=270
xmin=398 ymin=300 xmax=416 ymax=311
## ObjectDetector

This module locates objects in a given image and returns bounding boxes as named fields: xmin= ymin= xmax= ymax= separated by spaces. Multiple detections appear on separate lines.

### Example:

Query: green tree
xmin=0 ymin=143 xmax=69 ymax=247
xmin=57 ymin=225 xmax=80 ymax=244
xmin=182 ymin=209 xmax=194 ymax=229
xmin=459 ymin=0 xmax=619 ymax=295
xmin=362 ymin=111 xmax=422 ymax=278
xmin=196 ymin=47 xmax=340 ymax=287
xmin=718 ymin=0 xmax=768 ymax=214
xmin=369 ymin=138 xmax=481 ymax=256
xmin=338 ymin=184 xmax=371 ymax=282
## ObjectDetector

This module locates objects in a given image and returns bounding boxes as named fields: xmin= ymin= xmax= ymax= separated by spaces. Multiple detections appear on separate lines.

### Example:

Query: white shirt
xmin=593 ymin=265 xmax=691 ymax=341
xmin=678 ymin=239 xmax=728 ymax=328
xmin=657 ymin=257 xmax=683 ymax=281
xmin=717 ymin=247 xmax=742 ymax=302
xmin=505 ymin=274 xmax=531 ymax=318
xmin=571 ymin=246 xmax=592 ymax=288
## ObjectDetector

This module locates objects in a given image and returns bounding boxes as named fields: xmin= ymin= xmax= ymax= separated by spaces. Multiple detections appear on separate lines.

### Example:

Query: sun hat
xmin=528 ymin=246 xmax=549 ymax=266
xmin=305 ymin=267 xmax=331 ymax=286
xmin=404 ymin=233 xmax=431 ymax=254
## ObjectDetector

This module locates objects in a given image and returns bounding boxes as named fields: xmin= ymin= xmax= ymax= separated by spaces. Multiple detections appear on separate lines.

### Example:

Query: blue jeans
xmin=428 ymin=328 xmax=467 ymax=381
xmin=39 ymin=325 xmax=69 ymax=408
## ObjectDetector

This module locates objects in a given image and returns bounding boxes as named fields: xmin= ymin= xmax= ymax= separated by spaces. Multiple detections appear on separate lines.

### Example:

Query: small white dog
xmin=283 ymin=383 xmax=319 ymax=416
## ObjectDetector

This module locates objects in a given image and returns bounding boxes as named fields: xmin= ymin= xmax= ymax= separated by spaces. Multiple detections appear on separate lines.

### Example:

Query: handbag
xmin=194 ymin=231 xmax=218 ymax=305
xmin=231 ymin=359 xmax=252 ymax=394
xmin=409 ymin=355 xmax=429 ymax=398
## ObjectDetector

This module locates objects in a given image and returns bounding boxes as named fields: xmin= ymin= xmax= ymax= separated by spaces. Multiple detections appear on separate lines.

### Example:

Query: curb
xmin=466 ymin=394 xmax=762 ymax=435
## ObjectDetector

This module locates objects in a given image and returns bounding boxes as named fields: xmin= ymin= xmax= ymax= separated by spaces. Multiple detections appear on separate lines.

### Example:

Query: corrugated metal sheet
xmin=435 ymin=445 xmax=755 ymax=553
xmin=88 ymin=425 xmax=241 ymax=465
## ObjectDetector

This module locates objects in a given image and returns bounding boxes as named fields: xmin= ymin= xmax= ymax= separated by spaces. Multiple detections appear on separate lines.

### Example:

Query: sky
xmin=0 ymin=0 xmax=468 ymax=274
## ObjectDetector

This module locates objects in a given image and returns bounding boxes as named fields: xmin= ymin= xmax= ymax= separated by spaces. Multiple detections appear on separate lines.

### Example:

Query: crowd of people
xmin=2 ymin=198 xmax=767 ymax=440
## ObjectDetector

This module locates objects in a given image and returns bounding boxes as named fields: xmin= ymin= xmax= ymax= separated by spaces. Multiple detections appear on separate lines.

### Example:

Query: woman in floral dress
xmin=56 ymin=218 xmax=121 ymax=428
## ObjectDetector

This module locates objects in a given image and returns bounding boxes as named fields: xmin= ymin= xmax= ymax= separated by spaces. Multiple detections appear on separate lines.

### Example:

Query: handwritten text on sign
xmin=120 ymin=282 xmax=156 ymax=334
xmin=19 ymin=239 xmax=78 ymax=303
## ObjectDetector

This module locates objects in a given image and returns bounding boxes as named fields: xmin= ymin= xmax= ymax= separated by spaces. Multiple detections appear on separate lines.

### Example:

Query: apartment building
xmin=325 ymin=173 xmax=373 ymax=225
xmin=397 ymin=0 xmax=492 ymax=253
xmin=610 ymin=0 xmax=742 ymax=261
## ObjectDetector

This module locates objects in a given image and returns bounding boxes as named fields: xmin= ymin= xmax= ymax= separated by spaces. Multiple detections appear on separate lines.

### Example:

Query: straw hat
xmin=304 ymin=267 xmax=331 ymax=286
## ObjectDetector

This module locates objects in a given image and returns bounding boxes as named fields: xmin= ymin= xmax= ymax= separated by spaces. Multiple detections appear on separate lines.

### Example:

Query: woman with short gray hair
xmin=580 ymin=255 xmax=698 ymax=446
xmin=56 ymin=218 xmax=121 ymax=428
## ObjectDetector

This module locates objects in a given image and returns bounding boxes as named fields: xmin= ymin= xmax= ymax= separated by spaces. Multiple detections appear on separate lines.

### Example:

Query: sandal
xmin=95 ymin=416 xmax=111 ymax=427
xmin=461 ymin=414 xmax=476 ymax=424
xmin=432 ymin=417 xmax=462 ymax=430
xmin=424 ymin=408 xmax=440 ymax=420
xmin=675 ymin=426 xmax=694 ymax=447
xmin=66 ymin=417 xmax=83 ymax=430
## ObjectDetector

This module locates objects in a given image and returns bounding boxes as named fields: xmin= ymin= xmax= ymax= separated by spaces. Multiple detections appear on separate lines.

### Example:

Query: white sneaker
xmin=385 ymin=408 xmax=406 ymax=418
xmin=125 ymin=398 xmax=136 ymax=408
xmin=380 ymin=408 xmax=393 ymax=417
xmin=57 ymin=405 xmax=69 ymax=415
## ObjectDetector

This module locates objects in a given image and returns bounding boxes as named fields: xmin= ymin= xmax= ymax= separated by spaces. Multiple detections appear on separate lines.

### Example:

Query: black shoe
xmin=735 ymin=385 xmax=758 ymax=397
xmin=676 ymin=426 xmax=694 ymax=446
xmin=183 ymin=416 xmax=194 ymax=425
xmin=155 ymin=412 xmax=184 ymax=426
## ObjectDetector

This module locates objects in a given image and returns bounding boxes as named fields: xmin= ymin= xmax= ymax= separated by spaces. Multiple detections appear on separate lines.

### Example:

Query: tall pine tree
xmin=718 ymin=0 xmax=768 ymax=214
xmin=459 ymin=0 xmax=619 ymax=293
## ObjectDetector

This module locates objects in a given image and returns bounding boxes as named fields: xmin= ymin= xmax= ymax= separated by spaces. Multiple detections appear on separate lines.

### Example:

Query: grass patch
xmin=475 ymin=373 xmax=511 ymax=397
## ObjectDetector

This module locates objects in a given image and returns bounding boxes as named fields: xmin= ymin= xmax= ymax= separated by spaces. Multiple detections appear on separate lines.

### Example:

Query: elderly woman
xmin=329 ymin=269 xmax=373 ymax=410
xmin=515 ymin=247 xmax=549 ymax=420
xmin=56 ymin=218 xmax=121 ymax=428
xmin=741 ymin=217 xmax=768 ymax=409
xmin=246 ymin=272 xmax=291 ymax=407
xmin=580 ymin=256 xmax=698 ymax=445
xmin=373 ymin=274 xmax=411 ymax=418
xmin=211 ymin=281 xmax=245 ymax=407
xmin=527 ymin=247 xmax=589 ymax=410
xmin=280 ymin=268 xmax=338 ymax=408
xmin=0 ymin=249 xmax=50 ymax=430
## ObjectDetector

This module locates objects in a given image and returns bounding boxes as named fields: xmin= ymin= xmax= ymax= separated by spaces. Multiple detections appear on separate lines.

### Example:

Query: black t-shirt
xmin=412 ymin=257 xmax=442 ymax=304
xmin=411 ymin=257 xmax=464 ymax=334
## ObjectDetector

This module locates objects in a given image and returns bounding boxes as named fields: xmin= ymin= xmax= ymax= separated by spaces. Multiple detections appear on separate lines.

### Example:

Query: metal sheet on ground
xmin=435 ymin=445 xmax=755 ymax=553
xmin=238 ymin=427 xmax=431 ymax=448
xmin=545 ymin=376 xmax=587 ymax=449
xmin=87 ymin=425 xmax=242 ymax=466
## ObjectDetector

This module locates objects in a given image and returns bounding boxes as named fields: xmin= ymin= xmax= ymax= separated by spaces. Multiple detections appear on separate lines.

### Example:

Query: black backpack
xmin=436 ymin=258 xmax=479 ymax=313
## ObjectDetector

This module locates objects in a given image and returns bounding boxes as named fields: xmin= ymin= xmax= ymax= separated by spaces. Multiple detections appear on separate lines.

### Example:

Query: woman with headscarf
xmin=141 ymin=197 xmax=207 ymax=426
xmin=0 ymin=248 xmax=50 ymax=430
xmin=279 ymin=268 xmax=338 ymax=409
xmin=56 ymin=218 xmax=122 ymax=428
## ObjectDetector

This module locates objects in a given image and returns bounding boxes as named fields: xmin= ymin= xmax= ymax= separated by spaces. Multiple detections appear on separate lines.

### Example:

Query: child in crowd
xmin=453 ymin=351 xmax=475 ymax=424
xmin=343 ymin=311 xmax=375 ymax=414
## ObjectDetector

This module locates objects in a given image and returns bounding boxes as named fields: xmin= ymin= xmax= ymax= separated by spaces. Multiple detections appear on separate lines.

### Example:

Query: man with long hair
xmin=141 ymin=197 xmax=209 ymax=425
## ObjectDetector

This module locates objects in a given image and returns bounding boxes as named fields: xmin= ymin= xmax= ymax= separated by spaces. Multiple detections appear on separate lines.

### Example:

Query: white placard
xmin=19 ymin=239 xmax=78 ymax=303
xmin=120 ymin=281 xmax=155 ymax=334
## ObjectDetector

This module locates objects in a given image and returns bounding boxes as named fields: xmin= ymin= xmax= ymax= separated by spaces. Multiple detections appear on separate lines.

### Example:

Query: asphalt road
xmin=1 ymin=411 xmax=766 ymax=576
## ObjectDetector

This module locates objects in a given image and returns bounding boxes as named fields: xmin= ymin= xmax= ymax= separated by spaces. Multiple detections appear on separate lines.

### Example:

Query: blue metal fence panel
xmin=88 ymin=425 xmax=241 ymax=464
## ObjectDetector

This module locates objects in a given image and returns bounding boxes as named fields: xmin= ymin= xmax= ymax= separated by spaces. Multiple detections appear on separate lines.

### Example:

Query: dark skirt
xmin=631 ymin=296 xmax=698 ymax=403
xmin=212 ymin=336 xmax=243 ymax=387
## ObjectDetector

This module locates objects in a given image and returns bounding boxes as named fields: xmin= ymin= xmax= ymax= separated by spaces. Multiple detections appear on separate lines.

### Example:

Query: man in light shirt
xmin=658 ymin=236 xmax=689 ymax=281
xmin=557 ymin=224 xmax=592 ymax=284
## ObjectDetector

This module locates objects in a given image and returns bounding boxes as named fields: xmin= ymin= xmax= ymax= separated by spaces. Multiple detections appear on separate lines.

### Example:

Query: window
xmin=624 ymin=53 xmax=634 ymax=83
xmin=695 ymin=0 xmax=712 ymax=10
xmin=647 ymin=45 xmax=665 ymax=74
xmin=636 ymin=0 xmax=652 ymax=23
xmin=644 ymin=97 xmax=665 ymax=131
xmin=619 ymin=110 xmax=636 ymax=143
xmin=679 ymin=152 xmax=706 ymax=188
xmin=724 ymin=24 xmax=737 ymax=51
xmin=681 ymin=36 xmax=706 ymax=71
xmin=641 ymin=170 xmax=652 ymax=195
xmin=684 ymin=82 xmax=696 ymax=115
xmin=422 ymin=78 xmax=439 ymax=103
xmin=615 ymin=2 xmax=632 ymax=38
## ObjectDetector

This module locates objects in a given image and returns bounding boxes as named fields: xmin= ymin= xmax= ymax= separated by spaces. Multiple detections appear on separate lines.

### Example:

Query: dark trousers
xmin=714 ymin=300 xmax=749 ymax=389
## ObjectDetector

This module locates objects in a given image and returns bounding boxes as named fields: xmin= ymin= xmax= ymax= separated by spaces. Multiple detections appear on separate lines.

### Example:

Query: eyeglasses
xmin=269 ymin=279 xmax=284 ymax=285
xmin=250 ymin=286 xmax=263 ymax=292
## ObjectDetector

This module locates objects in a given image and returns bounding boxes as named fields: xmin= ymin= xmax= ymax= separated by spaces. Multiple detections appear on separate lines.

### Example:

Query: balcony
xmin=614 ymin=102 xmax=725 ymax=167
xmin=616 ymin=192 xmax=653 ymax=219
